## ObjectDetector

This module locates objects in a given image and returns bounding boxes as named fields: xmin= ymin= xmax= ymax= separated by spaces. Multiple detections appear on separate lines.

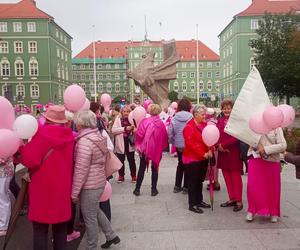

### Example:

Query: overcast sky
xmin=2 ymin=0 xmax=252 ymax=56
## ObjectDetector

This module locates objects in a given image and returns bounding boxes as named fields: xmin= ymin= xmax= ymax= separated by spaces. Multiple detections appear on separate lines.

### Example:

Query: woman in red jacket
xmin=217 ymin=100 xmax=243 ymax=212
xmin=183 ymin=104 xmax=212 ymax=214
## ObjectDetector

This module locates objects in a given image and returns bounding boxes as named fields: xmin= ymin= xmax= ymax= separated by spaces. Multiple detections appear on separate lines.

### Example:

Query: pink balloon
xmin=278 ymin=104 xmax=295 ymax=128
xmin=0 ymin=129 xmax=20 ymax=158
xmin=99 ymin=181 xmax=112 ymax=202
xmin=249 ymin=112 xmax=272 ymax=135
xmin=170 ymin=102 xmax=178 ymax=110
xmin=38 ymin=117 xmax=46 ymax=127
xmin=202 ymin=125 xmax=220 ymax=147
xmin=100 ymin=94 xmax=112 ymax=106
xmin=79 ymin=98 xmax=90 ymax=111
xmin=64 ymin=85 xmax=86 ymax=112
xmin=133 ymin=106 xmax=146 ymax=126
xmin=0 ymin=97 xmax=15 ymax=129
xmin=128 ymin=111 xmax=134 ymax=125
xmin=263 ymin=106 xmax=284 ymax=129
xmin=143 ymin=99 xmax=152 ymax=111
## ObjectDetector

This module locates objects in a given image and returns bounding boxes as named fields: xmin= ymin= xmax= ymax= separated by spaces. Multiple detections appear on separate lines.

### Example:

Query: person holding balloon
xmin=133 ymin=104 xmax=168 ymax=196
xmin=71 ymin=110 xmax=120 ymax=249
xmin=217 ymin=100 xmax=244 ymax=212
xmin=111 ymin=105 xmax=137 ymax=183
xmin=182 ymin=104 xmax=213 ymax=214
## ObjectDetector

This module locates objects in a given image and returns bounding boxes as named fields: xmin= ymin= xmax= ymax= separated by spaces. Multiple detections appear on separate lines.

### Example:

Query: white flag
xmin=225 ymin=67 xmax=271 ymax=147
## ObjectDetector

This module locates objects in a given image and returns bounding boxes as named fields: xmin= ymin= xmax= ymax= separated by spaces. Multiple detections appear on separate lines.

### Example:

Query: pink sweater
xmin=72 ymin=128 xmax=108 ymax=199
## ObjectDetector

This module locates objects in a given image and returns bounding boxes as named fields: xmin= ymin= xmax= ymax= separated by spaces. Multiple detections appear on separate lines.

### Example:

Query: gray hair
xmin=192 ymin=104 xmax=207 ymax=117
xmin=74 ymin=110 xmax=97 ymax=129
xmin=65 ymin=110 xmax=74 ymax=121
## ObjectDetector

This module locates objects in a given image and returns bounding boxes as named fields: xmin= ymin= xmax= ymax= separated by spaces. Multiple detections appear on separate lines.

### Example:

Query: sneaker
xmin=0 ymin=230 xmax=7 ymax=236
xmin=246 ymin=212 xmax=253 ymax=222
xmin=131 ymin=176 xmax=137 ymax=183
xmin=173 ymin=186 xmax=182 ymax=193
xmin=270 ymin=216 xmax=278 ymax=223
xmin=133 ymin=188 xmax=140 ymax=196
xmin=151 ymin=189 xmax=159 ymax=196
xmin=101 ymin=236 xmax=121 ymax=249
xmin=182 ymin=187 xmax=188 ymax=194
xmin=117 ymin=176 xmax=124 ymax=183
xmin=67 ymin=231 xmax=81 ymax=242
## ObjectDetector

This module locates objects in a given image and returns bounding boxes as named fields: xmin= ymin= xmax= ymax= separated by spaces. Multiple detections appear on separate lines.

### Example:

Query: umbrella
xmin=3 ymin=178 xmax=29 ymax=250
xmin=208 ymin=158 xmax=214 ymax=211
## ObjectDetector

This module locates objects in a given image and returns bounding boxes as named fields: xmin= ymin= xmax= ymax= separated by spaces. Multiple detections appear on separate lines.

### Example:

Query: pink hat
xmin=42 ymin=105 xmax=68 ymax=124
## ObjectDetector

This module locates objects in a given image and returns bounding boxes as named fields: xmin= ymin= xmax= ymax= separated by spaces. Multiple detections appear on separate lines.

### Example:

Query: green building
xmin=73 ymin=40 xmax=220 ymax=106
xmin=0 ymin=0 xmax=72 ymax=112
xmin=219 ymin=0 xmax=300 ymax=103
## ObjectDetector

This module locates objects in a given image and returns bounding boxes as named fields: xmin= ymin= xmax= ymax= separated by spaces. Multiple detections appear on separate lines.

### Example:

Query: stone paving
xmin=77 ymin=154 xmax=300 ymax=250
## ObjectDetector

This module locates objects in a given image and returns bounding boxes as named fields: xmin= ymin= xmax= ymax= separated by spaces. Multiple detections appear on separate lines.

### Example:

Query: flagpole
xmin=92 ymin=25 xmax=97 ymax=102
xmin=196 ymin=24 xmax=199 ymax=104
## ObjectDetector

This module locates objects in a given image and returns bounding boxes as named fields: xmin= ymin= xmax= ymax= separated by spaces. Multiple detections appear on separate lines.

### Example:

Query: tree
xmin=168 ymin=90 xmax=178 ymax=102
xmin=250 ymin=13 xmax=300 ymax=104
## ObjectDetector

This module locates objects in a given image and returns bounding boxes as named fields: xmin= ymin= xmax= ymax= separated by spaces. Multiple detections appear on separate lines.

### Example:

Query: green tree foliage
xmin=250 ymin=13 xmax=300 ymax=103
xmin=168 ymin=90 xmax=178 ymax=102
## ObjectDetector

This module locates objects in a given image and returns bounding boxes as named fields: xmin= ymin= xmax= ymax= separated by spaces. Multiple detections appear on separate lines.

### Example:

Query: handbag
xmin=105 ymin=151 xmax=122 ymax=177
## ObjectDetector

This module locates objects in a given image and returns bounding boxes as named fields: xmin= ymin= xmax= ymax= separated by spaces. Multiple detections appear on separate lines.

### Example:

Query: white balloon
xmin=13 ymin=114 xmax=38 ymax=139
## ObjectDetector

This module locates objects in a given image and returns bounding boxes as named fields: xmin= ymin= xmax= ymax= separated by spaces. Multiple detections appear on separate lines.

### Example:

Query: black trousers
xmin=136 ymin=155 xmax=158 ymax=190
xmin=32 ymin=221 xmax=67 ymax=250
xmin=185 ymin=160 xmax=208 ymax=207
xmin=174 ymin=150 xmax=188 ymax=189
xmin=67 ymin=202 xmax=77 ymax=234
xmin=117 ymin=137 xmax=136 ymax=177
xmin=9 ymin=175 xmax=20 ymax=198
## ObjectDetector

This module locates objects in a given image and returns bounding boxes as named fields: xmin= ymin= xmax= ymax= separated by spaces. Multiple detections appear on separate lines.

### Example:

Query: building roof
xmin=74 ymin=40 xmax=220 ymax=61
xmin=236 ymin=0 xmax=300 ymax=17
xmin=0 ymin=0 xmax=53 ymax=19
xmin=72 ymin=58 xmax=126 ymax=64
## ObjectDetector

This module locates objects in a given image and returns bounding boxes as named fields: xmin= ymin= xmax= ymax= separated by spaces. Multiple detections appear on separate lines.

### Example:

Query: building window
xmin=216 ymin=62 xmax=220 ymax=67
xmin=230 ymin=45 xmax=233 ymax=55
xmin=173 ymin=81 xmax=179 ymax=91
xmin=124 ymin=82 xmax=129 ymax=92
xmin=0 ymin=41 xmax=8 ymax=53
xmin=190 ymin=81 xmax=195 ymax=91
xmin=98 ymin=73 xmax=103 ymax=80
xmin=230 ymin=61 xmax=233 ymax=75
xmin=207 ymin=62 xmax=212 ymax=68
xmin=61 ymin=64 xmax=65 ymax=80
xmin=199 ymin=72 xmax=203 ymax=78
xmin=90 ymin=83 xmax=95 ymax=94
xmin=57 ymin=64 xmax=61 ymax=78
xmin=80 ymin=64 xmax=85 ymax=69
xmin=14 ymin=41 xmax=23 ymax=53
xmin=98 ymin=83 xmax=103 ymax=92
xmin=223 ymin=51 xmax=226 ymax=59
xmin=115 ymin=82 xmax=120 ymax=93
xmin=0 ymin=58 xmax=10 ymax=76
xmin=251 ymin=19 xmax=259 ymax=30
xmin=199 ymin=62 xmax=204 ymax=68
xmin=226 ymin=48 xmax=229 ymax=57
xmin=182 ymin=72 xmax=187 ymax=78
xmin=107 ymin=82 xmax=112 ymax=93
xmin=15 ymin=59 xmax=24 ymax=76
xmin=216 ymin=81 xmax=220 ymax=91
xmin=29 ymin=57 xmax=38 ymax=76
xmin=57 ymin=47 xmax=60 ymax=58
xmin=226 ymin=63 xmax=229 ymax=77
xmin=27 ymin=22 xmax=36 ymax=32
xmin=182 ymin=81 xmax=187 ymax=92
xmin=182 ymin=63 xmax=187 ymax=68
xmin=16 ymin=83 xmax=25 ymax=98
xmin=56 ymin=29 xmax=59 ymax=38
xmin=0 ymin=22 xmax=7 ymax=32
xmin=65 ymin=52 xmax=68 ymax=61
xmin=97 ymin=64 xmax=102 ymax=69
xmin=66 ymin=69 xmax=69 ymax=81
xmin=207 ymin=81 xmax=212 ymax=91
xmin=207 ymin=72 xmax=212 ymax=78
xmin=199 ymin=81 xmax=204 ymax=91
xmin=1 ymin=84 xmax=8 ymax=96
xmin=115 ymin=73 xmax=120 ymax=80
xmin=107 ymin=73 xmax=111 ymax=80
xmin=190 ymin=62 xmax=195 ymax=68
xmin=229 ymin=29 xmax=232 ymax=36
xmin=28 ymin=41 xmax=37 ymax=53
xmin=61 ymin=50 xmax=64 ymax=60
xmin=216 ymin=71 xmax=220 ymax=78
xmin=89 ymin=74 xmax=94 ymax=80
xmin=72 ymin=73 xmax=77 ymax=81
xmin=250 ymin=57 xmax=256 ymax=70
xmin=190 ymin=72 xmax=195 ymax=78
xmin=80 ymin=83 xmax=86 ymax=92
xmin=106 ymin=64 xmax=111 ymax=69
xmin=64 ymin=37 xmax=67 ymax=44
xmin=30 ymin=83 xmax=39 ymax=98
xmin=72 ymin=65 xmax=76 ymax=70
xmin=134 ymin=53 xmax=139 ymax=59
xmin=13 ymin=22 xmax=22 ymax=32
xmin=60 ymin=33 xmax=63 ymax=41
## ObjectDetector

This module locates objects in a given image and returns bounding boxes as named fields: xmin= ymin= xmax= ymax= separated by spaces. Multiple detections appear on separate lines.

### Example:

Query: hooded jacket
xmin=21 ymin=124 xmax=74 ymax=224
xmin=168 ymin=111 xmax=193 ymax=148
xmin=72 ymin=128 xmax=108 ymax=199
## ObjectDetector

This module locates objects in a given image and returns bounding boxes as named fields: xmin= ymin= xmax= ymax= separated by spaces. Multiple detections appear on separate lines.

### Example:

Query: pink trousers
xmin=222 ymin=170 xmax=243 ymax=202
xmin=247 ymin=158 xmax=281 ymax=216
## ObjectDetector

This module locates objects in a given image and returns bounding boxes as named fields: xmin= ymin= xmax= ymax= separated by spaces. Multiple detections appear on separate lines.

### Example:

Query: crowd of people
xmin=0 ymin=97 xmax=299 ymax=250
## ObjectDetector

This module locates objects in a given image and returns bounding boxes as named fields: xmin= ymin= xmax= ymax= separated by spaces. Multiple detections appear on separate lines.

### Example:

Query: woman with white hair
xmin=71 ymin=110 xmax=120 ymax=249
xmin=133 ymin=104 xmax=168 ymax=196
xmin=182 ymin=104 xmax=212 ymax=214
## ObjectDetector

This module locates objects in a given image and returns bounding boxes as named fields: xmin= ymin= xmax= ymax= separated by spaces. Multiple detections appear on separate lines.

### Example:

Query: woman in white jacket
xmin=111 ymin=105 xmax=136 ymax=183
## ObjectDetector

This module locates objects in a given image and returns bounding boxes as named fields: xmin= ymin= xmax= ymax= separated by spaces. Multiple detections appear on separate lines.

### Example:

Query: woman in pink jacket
xmin=72 ymin=110 xmax=120 ymax=250
xmin=21 ymin=105 xmax=74 ymax=250
xmin=133 ymin=104 xmax=168 ymax=196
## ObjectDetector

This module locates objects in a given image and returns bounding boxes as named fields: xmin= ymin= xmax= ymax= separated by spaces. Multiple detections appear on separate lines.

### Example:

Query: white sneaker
xmin=270 ymin=216 xmax=278 ymax=223
xmin=246 ymin=212 xmax=253 ymax=222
